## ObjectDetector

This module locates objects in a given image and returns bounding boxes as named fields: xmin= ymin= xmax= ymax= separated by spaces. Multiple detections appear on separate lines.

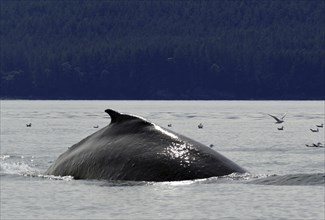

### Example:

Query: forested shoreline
xmin=1 ymin=0 xmax=324 ymax=100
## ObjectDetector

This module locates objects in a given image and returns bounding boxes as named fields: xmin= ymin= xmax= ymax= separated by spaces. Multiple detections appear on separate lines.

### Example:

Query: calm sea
xmin=1 ymin=100 xmax=324 ymax=220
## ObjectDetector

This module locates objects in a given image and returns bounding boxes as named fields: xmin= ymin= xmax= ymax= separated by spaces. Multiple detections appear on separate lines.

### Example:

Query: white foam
xmin=0 ymin=155 xmax=11 ymax=160
xmin=0 ymin=161 xmax=38 ymax=176
xmin=224 ymin=172 xmax=273 ymax=181
xmin=38 ymin=174 xmax=74 ymax=181
xmin=0 ymin=160 xmax=74 ymax=181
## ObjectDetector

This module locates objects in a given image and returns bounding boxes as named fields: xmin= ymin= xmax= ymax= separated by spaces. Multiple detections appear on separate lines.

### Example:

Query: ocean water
xmin=0 ymin=100 xmax=324 ymax=220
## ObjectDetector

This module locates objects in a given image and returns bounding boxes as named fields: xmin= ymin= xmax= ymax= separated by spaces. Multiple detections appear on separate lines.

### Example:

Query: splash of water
xmin=0 ymin=161 xmax=38 ymax=176
xmin=0 ymin=154 xmax=73 ymax=181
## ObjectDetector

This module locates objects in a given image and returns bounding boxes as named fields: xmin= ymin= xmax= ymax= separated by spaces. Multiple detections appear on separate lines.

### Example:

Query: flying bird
xmin=268 ymin=113 xmax=286 ymax=124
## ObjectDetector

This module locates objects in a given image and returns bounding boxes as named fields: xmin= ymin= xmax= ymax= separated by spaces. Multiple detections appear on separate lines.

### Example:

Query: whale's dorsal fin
xmin=105 ymin=109 xmax=121 ymax=124
xmin=105 ymin=109 xmax=150 ymax=125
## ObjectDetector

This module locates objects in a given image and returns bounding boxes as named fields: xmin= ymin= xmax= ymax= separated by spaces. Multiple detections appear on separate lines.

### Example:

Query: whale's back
xmin=45 ymin=109 xmax=246 ymax=181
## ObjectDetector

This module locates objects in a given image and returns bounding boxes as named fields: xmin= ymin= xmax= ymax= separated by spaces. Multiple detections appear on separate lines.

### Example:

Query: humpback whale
xmin=45 ymin=109 xmax=247 ymax=181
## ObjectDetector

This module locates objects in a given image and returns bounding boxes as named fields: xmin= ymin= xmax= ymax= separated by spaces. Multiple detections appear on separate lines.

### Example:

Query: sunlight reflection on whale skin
xmin=153 ymin=124 xmax=178 ymax=139
xmin=165 ymin=142 xmax=192 ymax=167
xmin=154 ymin=123 xmax=194 ymax=167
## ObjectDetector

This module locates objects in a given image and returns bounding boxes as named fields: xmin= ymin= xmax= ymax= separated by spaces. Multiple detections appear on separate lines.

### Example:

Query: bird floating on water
xmin=313 ymin=143 xmax=324 ymax=147
xmin=167 ymin=124 xmax=172 ymax=127
xmin=277 ymin=126 xmax=284 ymax=130
xmin=198 ymin=123 xmax=203 ymax=129
xmin=26 ymin=123 xmax=32 ymax=127
xmin=306 ymin=143 xmax=324 ymax=148
xmin=316 ymin=123 xmax=323 ymax=128
xmin=310 ymin=128 xmax=319 ymax=132
xmin=268 ymin=113 xmax=286 ymax=124
xmin=93 ymin=125 xmax=99 ymax=128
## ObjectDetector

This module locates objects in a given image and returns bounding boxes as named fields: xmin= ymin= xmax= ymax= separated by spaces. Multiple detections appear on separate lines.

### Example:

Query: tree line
xmin=1 ymin=0 xmax=324 ymax=99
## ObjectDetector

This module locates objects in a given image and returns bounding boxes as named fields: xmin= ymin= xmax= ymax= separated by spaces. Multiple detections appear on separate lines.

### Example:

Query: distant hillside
xmin=1 ymin=0 xmax=324 ymax=99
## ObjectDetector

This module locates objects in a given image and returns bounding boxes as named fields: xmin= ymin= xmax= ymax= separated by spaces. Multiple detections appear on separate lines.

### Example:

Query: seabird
xmin=310 ymin=128 xmax=319 ymax=132
xmin=306 ymin=143 xmax=324 ymax=148
xmin=277 ymin=126 xmax=284 ymax=130
xmin=316 ymin=123 xmax=323 ymax=128
xmin=312 ymin=143 xmax=324 ymax=148
xmin=268 ymin=113 xmax=286 ymax=124
xmin=26 ymin=123 xmax=32 ymax=127
xmin=198 ymin=123 xmax=203 ymax=129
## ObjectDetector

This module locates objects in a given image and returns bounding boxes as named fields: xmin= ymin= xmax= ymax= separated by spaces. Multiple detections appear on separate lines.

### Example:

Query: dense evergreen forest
xmin=1 ymin=0 xmax=324 ymax=99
